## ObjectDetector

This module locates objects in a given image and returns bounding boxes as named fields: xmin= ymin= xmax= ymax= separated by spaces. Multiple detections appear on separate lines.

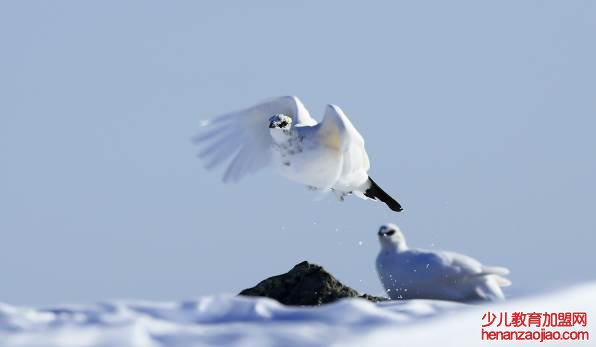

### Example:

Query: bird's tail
xmin=482 ymin=266 xmax=510 ymax=276
xmin=473 ymin=278 xmax=506 ymax=301
xmin=477 ymin=266 xmax=512 ymax=288
xmin=363 ymin=177 xmax=403 ymax=212
xmin=493 ymin=275 xmax=512 ymax=287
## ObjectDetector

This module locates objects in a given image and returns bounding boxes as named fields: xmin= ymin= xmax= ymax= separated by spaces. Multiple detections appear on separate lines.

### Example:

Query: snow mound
xmin=1 ymin=283 xmax=594 ymax=347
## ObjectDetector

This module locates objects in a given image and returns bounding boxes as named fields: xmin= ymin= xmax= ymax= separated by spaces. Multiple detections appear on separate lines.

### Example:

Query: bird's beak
xmin=269 ymin=122 xmax=276 ymax=128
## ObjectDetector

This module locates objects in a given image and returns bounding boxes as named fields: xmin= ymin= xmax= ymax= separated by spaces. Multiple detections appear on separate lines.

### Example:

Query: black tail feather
xmin=363 ymin=177 xmax=403 ymax=212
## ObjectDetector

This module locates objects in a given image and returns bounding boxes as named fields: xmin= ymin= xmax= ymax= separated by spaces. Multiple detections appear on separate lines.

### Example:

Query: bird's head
xmin=378 ymin=223 xmax=407 ymax=251
xmin=268 ymin=114 xmax=293 ymax=131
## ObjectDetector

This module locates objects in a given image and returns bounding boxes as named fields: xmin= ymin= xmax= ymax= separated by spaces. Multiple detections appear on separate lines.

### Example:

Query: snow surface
xmin=0 ymin=283 xmax=594 ymax=347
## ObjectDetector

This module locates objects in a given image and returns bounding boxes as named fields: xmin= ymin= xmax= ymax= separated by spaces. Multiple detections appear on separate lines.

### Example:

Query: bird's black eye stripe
xmin=386 ymin=229 xmax=396 ymax=236
xmin=279 ymin=121 xmax=288 ymax=127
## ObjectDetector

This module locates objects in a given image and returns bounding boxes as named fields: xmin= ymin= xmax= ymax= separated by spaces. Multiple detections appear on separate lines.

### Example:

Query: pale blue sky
xmin=1 ymin=1 xmax=595 ymax=305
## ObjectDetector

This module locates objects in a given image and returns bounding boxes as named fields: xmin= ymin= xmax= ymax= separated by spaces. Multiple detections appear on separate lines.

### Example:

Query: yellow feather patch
xmin=322 ymin=125 xmax=341 ymax=150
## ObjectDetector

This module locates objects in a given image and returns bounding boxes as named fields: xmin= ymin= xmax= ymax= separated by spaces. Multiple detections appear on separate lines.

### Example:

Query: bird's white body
xmin=194 ymin=96 xmax=402 ymax=211
xmin=376 ymin=224 xmax=511 ymax=302
xmin=271 ymin=127 xmax=343 ymax=190
xmin=268 ymin=112 xmax=369 ymax=193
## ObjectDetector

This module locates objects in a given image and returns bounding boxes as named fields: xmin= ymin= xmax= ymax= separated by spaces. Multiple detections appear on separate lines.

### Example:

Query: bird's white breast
xmin=271 ymin=131 xmax=342 ymax=189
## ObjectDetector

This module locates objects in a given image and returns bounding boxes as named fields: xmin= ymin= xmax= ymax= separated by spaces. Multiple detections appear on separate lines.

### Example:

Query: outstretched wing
xmin=317 ymin=104 xmax=370 ymax=189
xmin=194 ymin=96 xmax=316 ymax=183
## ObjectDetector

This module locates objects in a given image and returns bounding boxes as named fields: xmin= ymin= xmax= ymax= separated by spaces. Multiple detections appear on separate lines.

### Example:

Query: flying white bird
xmin=194 ymin=96 xmax=403 ymax=212
xmin=376 ymin=224 xmax=511 ymax=302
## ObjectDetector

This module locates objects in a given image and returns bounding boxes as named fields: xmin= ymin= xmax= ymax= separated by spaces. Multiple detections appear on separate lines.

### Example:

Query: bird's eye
xmin=386 ymin=229 xmax=396 ymax=236
xmin=279 ymin=121 xmax=288 ymax=128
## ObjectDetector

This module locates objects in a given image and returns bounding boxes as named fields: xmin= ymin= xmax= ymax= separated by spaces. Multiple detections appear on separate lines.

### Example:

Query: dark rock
xmin=239 ymin=261 xmax=388 ymax=306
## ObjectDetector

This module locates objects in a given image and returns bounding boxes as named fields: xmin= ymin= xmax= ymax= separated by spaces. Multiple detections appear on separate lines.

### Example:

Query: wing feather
xmin=194 ymin=96 xmax=315 ymax=183
xmin=317 ymin=105 xmax=370 ymax=189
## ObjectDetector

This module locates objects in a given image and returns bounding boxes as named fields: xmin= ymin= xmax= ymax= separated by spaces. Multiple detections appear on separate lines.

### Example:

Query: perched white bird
xmin=194 ymin=96 xmax=402 ymax=212
xmin=376 ymin=224 xmax=511 ymax=302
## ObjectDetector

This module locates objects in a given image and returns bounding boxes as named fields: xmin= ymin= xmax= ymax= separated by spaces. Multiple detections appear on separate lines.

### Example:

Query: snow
xmin=0 ymin=283 xmax=594 ymax=347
